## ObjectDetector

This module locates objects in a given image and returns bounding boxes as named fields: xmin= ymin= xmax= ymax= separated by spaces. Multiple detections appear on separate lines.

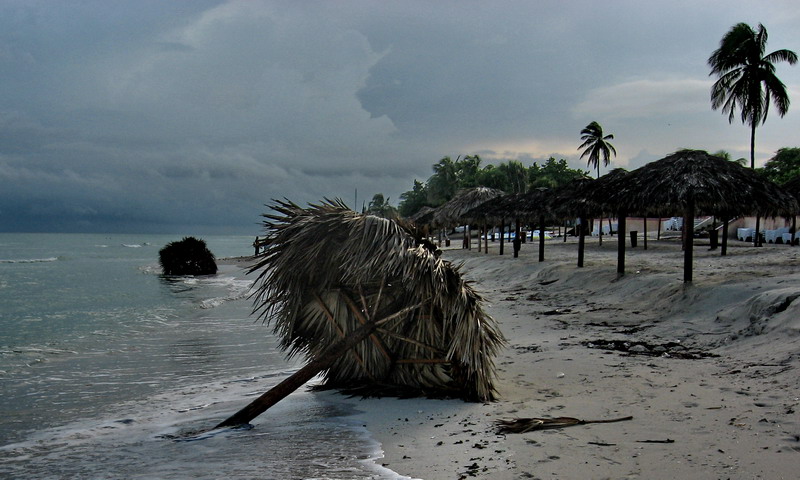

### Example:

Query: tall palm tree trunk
xmin=751 ymin=123 xmax=762 ymax=247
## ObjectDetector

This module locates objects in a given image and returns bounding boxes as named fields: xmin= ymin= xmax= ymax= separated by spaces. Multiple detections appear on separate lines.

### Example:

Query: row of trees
xmin=365 ymin=22 xmax=796 ymax=221
xmin=395 ymin=156 xmax=588 ymax=218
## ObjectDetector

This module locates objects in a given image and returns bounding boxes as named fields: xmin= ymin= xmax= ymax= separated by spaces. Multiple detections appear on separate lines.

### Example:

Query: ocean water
xmin=0 ymin=233 xmax=405 ymax=479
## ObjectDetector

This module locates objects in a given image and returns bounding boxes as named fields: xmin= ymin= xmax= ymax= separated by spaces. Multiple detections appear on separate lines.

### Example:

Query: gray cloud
xmin=1 ymin=0 xmax=798 ymax=233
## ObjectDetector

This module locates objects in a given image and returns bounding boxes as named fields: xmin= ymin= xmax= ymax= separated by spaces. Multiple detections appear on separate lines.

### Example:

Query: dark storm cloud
xmin=0 ymin=0 xmax=798 ymax=232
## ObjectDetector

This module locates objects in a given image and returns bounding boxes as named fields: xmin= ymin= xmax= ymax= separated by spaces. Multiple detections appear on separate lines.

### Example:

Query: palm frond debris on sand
xmin=496 ymin=415 xmax=633 ymax=434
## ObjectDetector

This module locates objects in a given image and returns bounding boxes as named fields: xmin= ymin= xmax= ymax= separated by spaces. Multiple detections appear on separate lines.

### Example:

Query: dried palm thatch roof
xmin=782 ymin=176 xmax=800 ymax=209
xmin=549 ymin=177 xmax=602 ymax=219
xmin=549 ymin=170 xmax=631 ymax=219
xmin=408 ymin=205 xmax=437 ymax=225
xmin=608 ymin=150 xmax=798 ymax=217
xmin=433 ymin=187 xmax=505 ymax=227
xmin=586 ymin=168 xmax=631 ymax=213
xmin=461 ymin=193 xmax=524 ymax=224
xmin=249 ymin=199 xmax=505 ymax=401
xmin=517 ymin=187 xmax=558 ymax=222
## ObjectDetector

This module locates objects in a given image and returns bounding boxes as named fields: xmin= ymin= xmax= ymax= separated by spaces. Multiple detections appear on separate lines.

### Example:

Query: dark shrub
xmin=158 ymin=237 xmax=218 ymax=275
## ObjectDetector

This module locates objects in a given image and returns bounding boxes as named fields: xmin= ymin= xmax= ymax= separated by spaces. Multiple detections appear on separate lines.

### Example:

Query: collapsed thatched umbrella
xmin=434 ymin=187 xmax=505 ymax=250
xmin=217 ymin=199 xmax=505 ymax=428
xmin=609 ymin=150 xmax=798 ymax=282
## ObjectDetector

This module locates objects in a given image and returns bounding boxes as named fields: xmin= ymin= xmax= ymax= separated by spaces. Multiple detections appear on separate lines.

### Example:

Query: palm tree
xmin=709 ymin=22 xmax=797 ymax=246
xmin=709 ymin=23 xmax=797 ymax=169
xmin=579 ymin=121 xmax=617 ymax=245
xmin=578 ymin=121 xmax=617 ymax=179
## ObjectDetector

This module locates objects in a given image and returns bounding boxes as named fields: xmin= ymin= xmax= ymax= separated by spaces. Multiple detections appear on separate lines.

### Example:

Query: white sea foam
xmin=0 ymin=257 xmax=59 ymax=264
xmin=0 ymin=372 xmax=409 ymax=480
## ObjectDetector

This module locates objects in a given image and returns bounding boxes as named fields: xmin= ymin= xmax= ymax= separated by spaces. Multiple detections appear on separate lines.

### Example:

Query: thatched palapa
xmin=433 ymin=187 xmax=505 ymax=227
xmin=607 ymin=150 xmax=799 ymax=281
xmin=248 ymin=199 xmax=505 ymax=402
xmin=608 ymin=150 xmax=796 ymax=218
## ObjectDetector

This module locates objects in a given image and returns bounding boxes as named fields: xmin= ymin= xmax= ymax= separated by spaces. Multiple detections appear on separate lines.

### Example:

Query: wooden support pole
xmin=484 ymin=222 xmax=489 ymax=254
xmin=683 ymin=201 xmax=695 ymax=283
xmin=617 ymin=211 xmax=626 ymax=276
xmin=643 ymin=217 xmax=648 ymax=250
xmin=577 ymin=215 xmax=586 ymax=268
xmin=722 ymin=218 xmax=729 ymax=256
xmin=215 ymin=302 xmax=423 ymax=429
xmin=755 ymin=215 xmax=761 ymax=247
xmin=499 ymin=218 xmax=505 ymax=256
xmin=538 ymin=215 xmax=545 ymax=262
xmin=657 ymin=218 xmax=662 ymax=240
xmin=215 ymin=317 xmax=380 ymax=429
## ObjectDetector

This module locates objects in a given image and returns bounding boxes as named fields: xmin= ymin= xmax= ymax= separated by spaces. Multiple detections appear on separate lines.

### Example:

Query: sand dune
xmin=340 ymin=236 xmax=800 ymax=479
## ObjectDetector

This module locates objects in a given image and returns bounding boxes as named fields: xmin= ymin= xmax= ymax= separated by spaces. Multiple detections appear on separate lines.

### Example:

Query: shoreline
xmin=338 ymin=237 xmax=800 ymax=479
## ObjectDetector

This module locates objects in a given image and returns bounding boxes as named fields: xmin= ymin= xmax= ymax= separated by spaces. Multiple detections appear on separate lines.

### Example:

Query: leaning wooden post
xmin=577 ymin=215 xmax=586 ymax=268
xmin=215 ymin=302 xmax=422 ymax=429
xmin=215 ymin=319 xmax=379 ymax=428
xmin=617 ymin=211 xmax=626 ymax=276
xmin=683 ymin=200 xmax=695 ymax=283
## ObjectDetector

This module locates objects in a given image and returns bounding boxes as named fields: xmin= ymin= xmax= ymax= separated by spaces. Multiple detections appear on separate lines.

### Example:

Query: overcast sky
xmin=1 ymin=1 xmax=799 ymax=234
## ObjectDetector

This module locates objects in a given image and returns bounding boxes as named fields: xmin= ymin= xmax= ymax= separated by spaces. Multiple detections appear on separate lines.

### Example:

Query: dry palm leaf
xmin=496 ymin=415 xmax=632 ymax=434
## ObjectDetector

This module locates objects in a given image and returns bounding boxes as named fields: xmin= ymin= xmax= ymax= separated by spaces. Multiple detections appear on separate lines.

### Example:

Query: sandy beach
xmin=335 ymin=235 xmax=800 ymax=479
